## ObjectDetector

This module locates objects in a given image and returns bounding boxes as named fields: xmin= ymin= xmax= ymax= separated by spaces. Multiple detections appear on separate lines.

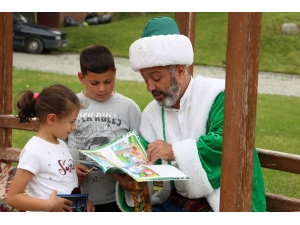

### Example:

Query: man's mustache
xmin=152 ymin=90 xmax=164 ymax=96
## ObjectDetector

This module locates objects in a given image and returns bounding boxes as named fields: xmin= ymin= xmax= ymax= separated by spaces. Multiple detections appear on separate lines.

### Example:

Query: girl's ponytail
xmin=14 ymin=90 xmax=37 ymax=123
xmin=14 ymin=84 xmax=80 ymax=124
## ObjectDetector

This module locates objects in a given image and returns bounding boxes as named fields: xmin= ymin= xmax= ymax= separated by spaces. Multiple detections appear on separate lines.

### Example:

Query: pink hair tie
xmin=33 ymin=93 xmax=39 ymax=100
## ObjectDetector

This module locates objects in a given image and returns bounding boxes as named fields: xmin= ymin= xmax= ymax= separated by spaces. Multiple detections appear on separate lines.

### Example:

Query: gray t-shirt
xmin=67 ymin=91 xmax=141 ymax=205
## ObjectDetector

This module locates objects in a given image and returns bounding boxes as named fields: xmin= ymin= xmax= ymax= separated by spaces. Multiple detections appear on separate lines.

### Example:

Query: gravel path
xmin=13 ymin=52 xmax=300 ymax=97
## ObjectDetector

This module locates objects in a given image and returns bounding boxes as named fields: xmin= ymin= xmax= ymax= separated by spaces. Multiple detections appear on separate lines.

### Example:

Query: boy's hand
xmin=48 ymin=190 xmax=72 ymax=212
xmin=87 ymin=200 xmax=95 ymax=212
xmin=113 ymin=174 xmax=135 ymax=192
xmin=76 ymin=164 xmax=89 ymax=185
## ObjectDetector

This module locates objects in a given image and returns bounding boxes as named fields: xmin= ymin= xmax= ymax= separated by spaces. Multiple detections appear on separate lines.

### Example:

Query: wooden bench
xmin=0 ymin=115 xmax=39 ymax=211
xmin=257 ymin=148 xmax=300 ymax=212
xmin=0 ymin=114 xmax=153 ymax=212
xmin=1 ymin=114 xmax=299 ymax=212
xmin=0 ymin=115 xmax=39 ymax=165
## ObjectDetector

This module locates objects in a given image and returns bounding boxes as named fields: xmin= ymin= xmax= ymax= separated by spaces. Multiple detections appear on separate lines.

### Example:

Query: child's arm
xmin=6 ymin=168 xmax=72 ymax=212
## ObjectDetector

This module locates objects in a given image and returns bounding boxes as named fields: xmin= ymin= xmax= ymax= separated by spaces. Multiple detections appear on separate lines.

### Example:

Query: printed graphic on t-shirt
xmin=57 ymin=158 xmax=76 ymax=183
xmin=74 ymin=111 xmax=122 ymax=169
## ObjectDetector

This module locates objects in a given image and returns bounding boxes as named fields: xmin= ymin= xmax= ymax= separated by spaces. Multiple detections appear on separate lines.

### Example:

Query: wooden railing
xmin=1 ymin=114 xmax=300 ymax=211
xmin=257 ymin=148 xmax=300 ymax=212
xmin=0 ymin=115 xmax=39 ymax=163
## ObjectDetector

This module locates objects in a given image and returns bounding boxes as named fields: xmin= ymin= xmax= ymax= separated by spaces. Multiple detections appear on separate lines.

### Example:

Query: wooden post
xmin=220 ymin=12 xmax=262 ymax=211
xmin=0 ymin=12 xmax=13 ymax=148
xmin=175 ymin=12 xmax=196 ymax=76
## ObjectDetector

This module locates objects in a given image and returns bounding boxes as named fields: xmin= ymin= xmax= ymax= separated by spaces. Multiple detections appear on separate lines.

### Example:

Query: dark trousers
xmin=152 ymin=191 xmax=213 ymax=212
xmin=95 ymin=201 xmax=122 ymax=212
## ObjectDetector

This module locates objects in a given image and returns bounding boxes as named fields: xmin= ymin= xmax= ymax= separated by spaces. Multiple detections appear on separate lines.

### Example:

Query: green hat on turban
xmin=129 ymin=16 xmax=194 ymax=72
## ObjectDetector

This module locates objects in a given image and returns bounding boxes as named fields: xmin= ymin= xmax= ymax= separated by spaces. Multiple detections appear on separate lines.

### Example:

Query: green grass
xmin=256 ymin=94 xmax=300 ymax=154
xmin=255 ymin=94 xmax=300 ymax=198
xmin=11 ymin=70 xmax=300 ymax=199
xmin=58 ymin=12 xmax=300 ymax=75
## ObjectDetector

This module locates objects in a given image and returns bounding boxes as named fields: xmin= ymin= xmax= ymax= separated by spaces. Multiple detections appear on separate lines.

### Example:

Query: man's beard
xmin=152 ymin=75 xmax=181 ymax=108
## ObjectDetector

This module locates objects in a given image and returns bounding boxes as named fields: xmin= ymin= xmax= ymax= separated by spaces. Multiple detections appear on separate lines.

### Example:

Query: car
xmin=13 ymin=12 xmax=68 ymax=54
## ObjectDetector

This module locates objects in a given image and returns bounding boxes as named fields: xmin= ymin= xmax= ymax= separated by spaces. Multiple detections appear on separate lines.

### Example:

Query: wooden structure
xmin=1 ymin=12 xmax=300 ymax=212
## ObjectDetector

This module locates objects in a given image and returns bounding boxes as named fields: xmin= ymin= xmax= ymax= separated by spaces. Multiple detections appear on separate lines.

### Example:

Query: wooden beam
xmin=220 ymin=12 xmax=262 ymax=212
xmin=175 ymin=12 xmax=196 ymax=76
xmin=0 ymin=12 xmax=13 ymax=148
xmin=0 ymin=114 xmax=39 ymax=131
xmin=257 ymin=148 xmax=300 ymax=174
xmin=0 ymin=147 xmax=21 ymax=163
xmin=266 ymin=192 xmax=300 ymax=212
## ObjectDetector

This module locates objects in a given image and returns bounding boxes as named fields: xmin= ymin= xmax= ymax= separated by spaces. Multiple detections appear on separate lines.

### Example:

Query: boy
xmin=67 ymin=45 xmax=142 ymax=212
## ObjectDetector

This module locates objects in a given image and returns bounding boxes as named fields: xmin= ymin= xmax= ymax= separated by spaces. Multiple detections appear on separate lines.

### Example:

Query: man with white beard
xmin=114 ymin=16 xmax=266 ymax=212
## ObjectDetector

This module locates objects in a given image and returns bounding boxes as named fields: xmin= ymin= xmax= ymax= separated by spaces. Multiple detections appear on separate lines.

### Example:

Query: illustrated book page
xmin=78 ymin=130 xmax=190 ymax=182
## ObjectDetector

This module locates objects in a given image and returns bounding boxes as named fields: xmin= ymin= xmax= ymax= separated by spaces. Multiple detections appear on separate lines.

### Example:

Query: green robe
xmin=116 ymin=76 xmax=266 ymax=212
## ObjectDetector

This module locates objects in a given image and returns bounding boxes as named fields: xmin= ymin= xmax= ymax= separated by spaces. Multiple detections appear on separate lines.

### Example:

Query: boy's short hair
xmin=80 ymin=45 xmax=115 ymax=75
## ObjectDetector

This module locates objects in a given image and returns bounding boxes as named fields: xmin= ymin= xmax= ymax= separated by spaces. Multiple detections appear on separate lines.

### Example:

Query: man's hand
xmin=76 ymin=164 xmax=89 ymax=185
xmin=112 ymin=174 xmax=135 ymax=192
xmin=147 ymin=140 xmax=175 ymax=164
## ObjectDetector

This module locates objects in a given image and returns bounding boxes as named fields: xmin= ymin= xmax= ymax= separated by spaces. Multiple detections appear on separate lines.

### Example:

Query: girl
xmin=6 ymin=84 xmax=91 ymax=212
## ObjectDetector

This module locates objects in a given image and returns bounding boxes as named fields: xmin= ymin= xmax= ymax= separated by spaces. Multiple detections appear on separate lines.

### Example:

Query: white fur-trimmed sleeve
xmin=173 ymin=138 xmax=220 ymax=211
xmin=172 ymin=138 xmax=214 ymax=198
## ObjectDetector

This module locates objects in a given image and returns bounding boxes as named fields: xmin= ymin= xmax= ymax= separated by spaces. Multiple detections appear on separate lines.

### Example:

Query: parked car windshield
xmin=14 ymin=12 xmax=30 ymax=23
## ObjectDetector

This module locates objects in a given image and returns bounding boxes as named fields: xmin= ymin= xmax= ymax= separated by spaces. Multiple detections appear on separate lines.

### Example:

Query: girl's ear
xmin=46 ymin=113 xmax=56 ymax=125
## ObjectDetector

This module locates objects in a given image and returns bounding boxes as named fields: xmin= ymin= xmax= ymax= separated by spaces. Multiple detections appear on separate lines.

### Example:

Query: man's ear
xmin=46 ymin=113 xmax=56 ymax=125
xmin=176 ymin=65 xmax=186 ymax=78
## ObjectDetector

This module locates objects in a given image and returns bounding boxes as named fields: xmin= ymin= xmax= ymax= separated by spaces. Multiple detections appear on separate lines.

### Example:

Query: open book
xmin=78 ymin=130 xmax=190 ymax=182
xmin=57 ymin=193 xmax=88 ymax=212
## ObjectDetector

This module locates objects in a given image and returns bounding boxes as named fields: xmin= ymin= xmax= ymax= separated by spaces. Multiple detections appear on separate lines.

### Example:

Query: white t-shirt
xmin=18 ymin=136 xmax=78 ymax=199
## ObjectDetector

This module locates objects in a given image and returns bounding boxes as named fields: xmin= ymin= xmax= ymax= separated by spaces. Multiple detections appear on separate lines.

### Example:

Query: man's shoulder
xmin=194 ymin=76 xmax=225 ymax=84
xmin=193 ymin=76 xmax=225 ymax=93
xmin=143 ymin=100 xmax=160 ymax=113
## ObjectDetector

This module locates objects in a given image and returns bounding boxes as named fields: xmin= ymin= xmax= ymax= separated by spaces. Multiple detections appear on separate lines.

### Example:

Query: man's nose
xmin=146 ymin=80 xmax=156 ymax=92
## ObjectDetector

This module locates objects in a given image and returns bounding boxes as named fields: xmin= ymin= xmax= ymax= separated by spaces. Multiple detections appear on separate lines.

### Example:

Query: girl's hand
xmin=48 ymin=190 xmax=72 ymax=212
